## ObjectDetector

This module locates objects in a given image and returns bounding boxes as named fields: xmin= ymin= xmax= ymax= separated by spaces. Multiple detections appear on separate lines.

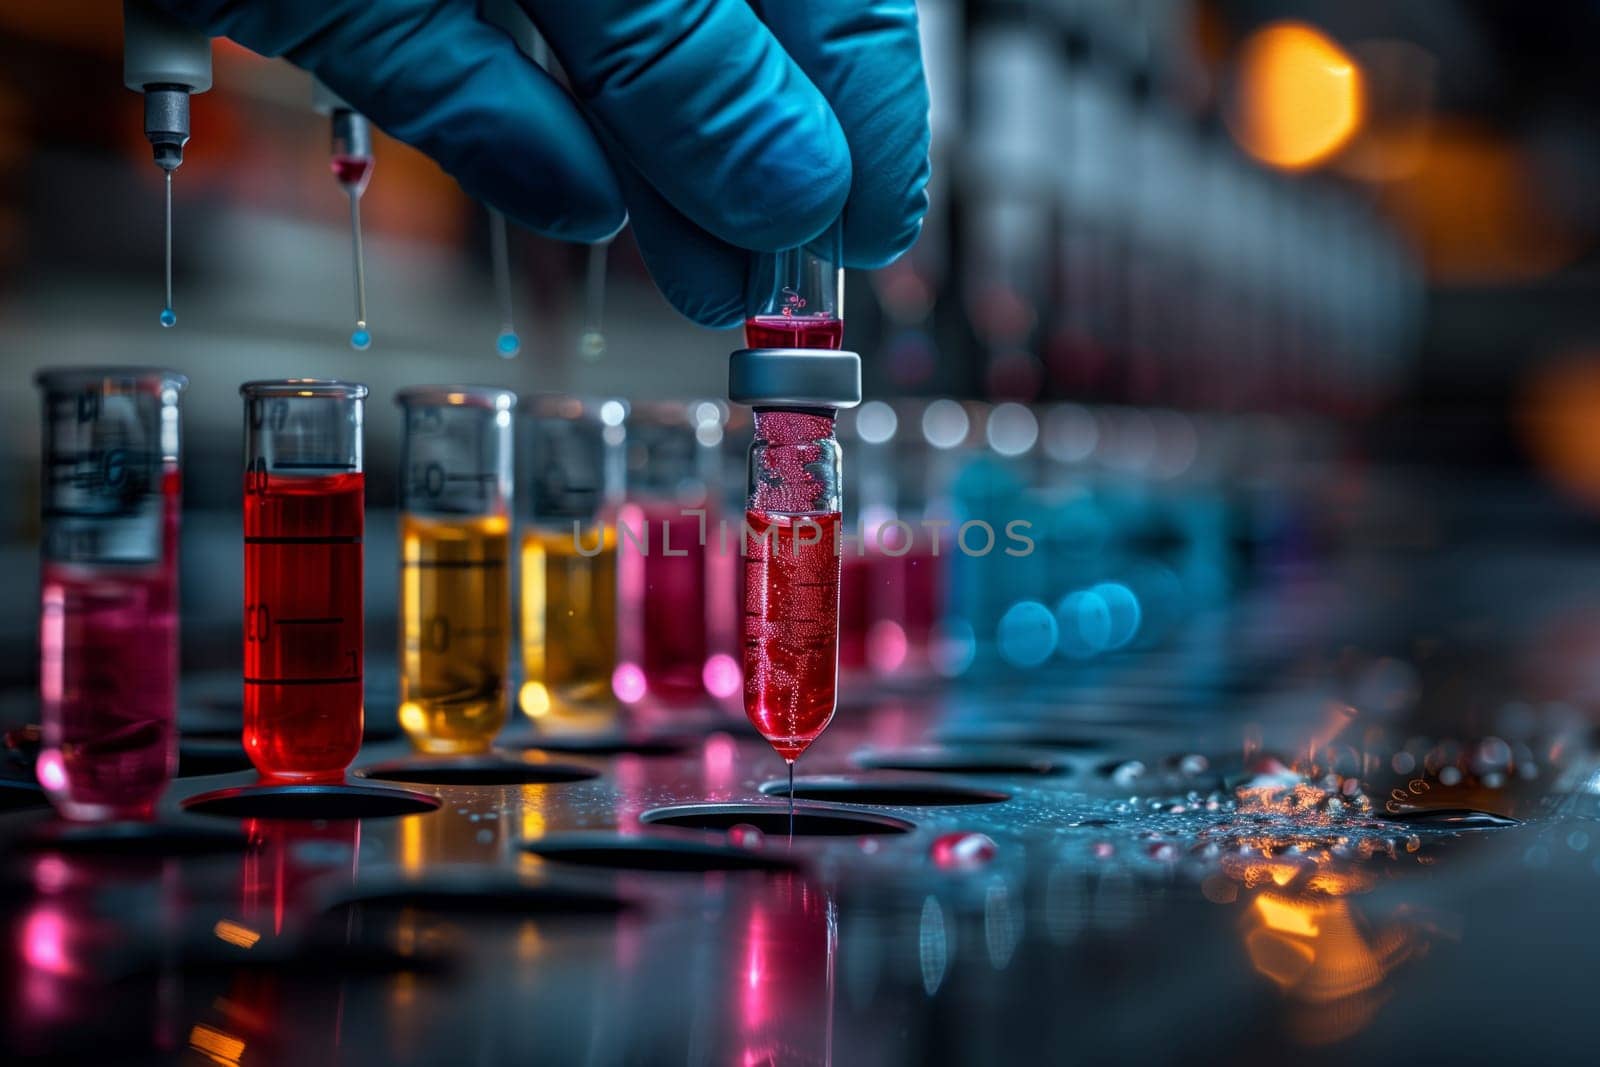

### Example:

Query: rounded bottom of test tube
xmin=159 ymin=307 xmax=177 ymax=328
xmin=350 ymin=325 xmax=372 ymax=351
xmin=496 ymin=330 xmax=521 ymax=358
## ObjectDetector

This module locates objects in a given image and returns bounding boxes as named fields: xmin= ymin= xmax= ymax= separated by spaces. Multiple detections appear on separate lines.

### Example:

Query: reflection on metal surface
xmin=918 ymin=896 xmax=948 ymax=996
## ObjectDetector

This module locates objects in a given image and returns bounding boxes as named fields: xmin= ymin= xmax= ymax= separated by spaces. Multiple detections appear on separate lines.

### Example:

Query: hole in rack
xmin=513 ymin=734 xmax=695 ymax=758
xmin=183 ymin=784 xmax=442 ymax=820
xmin=852 ymin=746 xmax=1072 ymax=777
xmin=356 ymin=758 xmax=599 ymax=786
xmin=0 ymin=778 xmax=50 ymax=811
xmin=524 ymin=834 xmax=800 ymax=873
xmin=328 ymin=872 xmax=634 ymax=917
xmin=933 ymin=725 xmax=1117 ymax=751
xmin=641 ymin=802 xmax=914 ymax=837
xmin=760 ymin=776 xmax=1011 ymax=807
xmin=19 ymin=821 xmax=250 ymax=856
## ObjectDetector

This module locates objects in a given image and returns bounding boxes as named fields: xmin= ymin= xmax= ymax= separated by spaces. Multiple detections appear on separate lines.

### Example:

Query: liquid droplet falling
xmin=488 ymin=207 xmax=520 ymax=358
xmin=350 ymin=324 xmax=372 ymax=351
xmin=159 ymin=307 xmax=176 ymax=328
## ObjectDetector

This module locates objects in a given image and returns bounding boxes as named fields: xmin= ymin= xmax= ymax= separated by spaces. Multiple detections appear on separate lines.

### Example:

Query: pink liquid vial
xmin=618 ymin=500 xmax=710 ymax=707
xmin=35 ymin=369 xmax=187 ymax=821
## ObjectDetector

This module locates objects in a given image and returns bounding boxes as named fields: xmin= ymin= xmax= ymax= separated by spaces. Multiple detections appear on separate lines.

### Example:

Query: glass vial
xmin=519 ymin=395 xmax=624 ymax=731
xmin=36 ymin=367 xmax=186 ymax=820
xmin=241 ymin=379 xmax=367 ymax=780
xmin=395 ymin=386 xmax=515 ymax=753
xmin=745 ymin=218 xmax=844 ymax=350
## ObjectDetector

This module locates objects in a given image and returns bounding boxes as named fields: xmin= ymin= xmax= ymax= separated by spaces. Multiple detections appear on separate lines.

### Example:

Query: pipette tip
xmin=350 ymin=324 xmax=372 ymax=351
xmin=496 ymin=330 xmax=521 ymax=358
xmin=159 ymin=307 xmax=177 ymax=328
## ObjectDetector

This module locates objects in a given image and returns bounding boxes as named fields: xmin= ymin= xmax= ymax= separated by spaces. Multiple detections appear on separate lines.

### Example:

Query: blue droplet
xmin=350 ymin=328 xmax=372 ymax=351
xmin=496 ymin=330 xmax=521 ymax=357
xmin=159 ymin=307 xmax=177 ymax=328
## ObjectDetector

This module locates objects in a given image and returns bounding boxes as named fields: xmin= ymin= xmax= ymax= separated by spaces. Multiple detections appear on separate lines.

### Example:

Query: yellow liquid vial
xmin=519 ymin=524 xmax=618 ymax=731
xmin=399 ymin=513 xmax=510 ymax=752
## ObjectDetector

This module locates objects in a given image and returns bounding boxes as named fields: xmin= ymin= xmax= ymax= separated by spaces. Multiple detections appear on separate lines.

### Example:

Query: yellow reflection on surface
xmin=400 ymin=813 xmax=424 ymax=875
xmin=211 ymin=920 xmax=260 ymax=949
xmin=1255 ymin=893 xmax=1320 ymax=938
xmin=520 ymin=784 xmax=547 ymax=842
xmin=189 ymin=1024 xmax=246 ymax=1067
xmin=1229 ymin=22 xmax=1364 ymax=170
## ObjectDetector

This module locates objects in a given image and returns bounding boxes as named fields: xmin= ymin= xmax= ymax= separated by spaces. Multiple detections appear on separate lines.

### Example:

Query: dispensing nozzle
xmin=123 ymin=1 xmax=211 ymax=327
xmin=314 ymin=79 xmax=375 ymax=350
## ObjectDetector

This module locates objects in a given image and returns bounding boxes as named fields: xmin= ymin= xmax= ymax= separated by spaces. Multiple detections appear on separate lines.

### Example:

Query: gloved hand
xmin=152 ymin=0 xmax=931 ymax=327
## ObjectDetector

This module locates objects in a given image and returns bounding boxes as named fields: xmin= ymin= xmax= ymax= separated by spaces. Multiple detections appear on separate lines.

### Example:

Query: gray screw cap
xmin=728 ymin=348 xmax=861 ymax=409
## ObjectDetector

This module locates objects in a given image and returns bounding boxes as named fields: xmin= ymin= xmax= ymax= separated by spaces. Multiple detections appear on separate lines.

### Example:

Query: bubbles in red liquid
xmin=744 ymin=315 xmax=844 ymax=350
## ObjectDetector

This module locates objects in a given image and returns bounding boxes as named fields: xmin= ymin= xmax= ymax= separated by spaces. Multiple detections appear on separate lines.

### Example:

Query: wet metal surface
xmin=5 ymin=560 xmax=1600 ymax=1064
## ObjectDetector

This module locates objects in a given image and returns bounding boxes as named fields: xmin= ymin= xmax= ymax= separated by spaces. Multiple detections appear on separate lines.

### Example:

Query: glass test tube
xmin=396 ymin=386 xmax=515 ymax=753
xmin=744 ymin=218 xmax=844 ymax=350
xmin=35 ymin=367 xmax=186 ymax=820
xmin=241 ymin=380 xmax=367 ymax=780
xmin=519 ymin=395 xmax=623 ymax=731
xmin=742 ymin=407 xmax=844 ymax=760
xmin=616 ymin=402 xmax=717 ymax=711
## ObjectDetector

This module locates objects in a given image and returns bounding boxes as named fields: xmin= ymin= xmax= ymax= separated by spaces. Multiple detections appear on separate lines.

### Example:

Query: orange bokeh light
xmin=1229 ymin=22 xmax=1365 ymax=171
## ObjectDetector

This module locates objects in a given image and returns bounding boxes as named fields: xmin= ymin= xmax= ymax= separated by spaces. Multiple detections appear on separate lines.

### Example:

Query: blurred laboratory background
xmin=2 ymin=0 xmax=1599 ymax=685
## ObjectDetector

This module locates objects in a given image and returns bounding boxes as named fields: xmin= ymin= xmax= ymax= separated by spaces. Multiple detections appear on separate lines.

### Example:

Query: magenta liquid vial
xmin=35 ymin=368 xmax=187 ymax=820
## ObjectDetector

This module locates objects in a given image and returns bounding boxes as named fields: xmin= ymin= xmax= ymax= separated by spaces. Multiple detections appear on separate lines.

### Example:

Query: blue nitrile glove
xmin=154 ymin=1 xmax=931 ymax=327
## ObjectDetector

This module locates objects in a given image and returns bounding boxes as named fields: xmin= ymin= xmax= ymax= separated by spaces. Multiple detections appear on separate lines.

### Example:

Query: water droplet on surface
xmin=1179 ymin=754 xmax=1209 ymax=776
xmin=496 ymin=330 xmax=521 ymax=357
xmin=350 ymin=327 xmax=372 ymax=350
xmin=159 ymin=307 xmax=176 ymax=328
xmin=930 ymin=831 xmax=997 ymax=871
xmin=727 ymin=823 xmax=765 ymax=849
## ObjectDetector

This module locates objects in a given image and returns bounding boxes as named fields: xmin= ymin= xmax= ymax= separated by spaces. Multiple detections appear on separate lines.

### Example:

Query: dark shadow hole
xmin=853 ymin=747 xmax=1071 ymax=777
xmin=641 ymin=803 xmax=913 ymax=837
xmin=525 ymin=835 xmax=799 ymax=873
xmin=184 ymin=784 xmax=442 ymax=820
xmin=330 ymin=879 xmax=632 ymax=917
xmin=0 ymin=778 xmax=50 ymax=811
xmin=357 ymin=759 xmax=599 ymax=786
xmin=760 ymin=777 xmax=1011 ymax=807
xmin=514 ymin=735 xmax=695 ymax=758
xmin=20 ymin=821 xmax=250 ymax=856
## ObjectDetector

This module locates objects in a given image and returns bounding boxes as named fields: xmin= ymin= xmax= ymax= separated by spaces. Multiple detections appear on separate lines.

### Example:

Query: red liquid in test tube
xmin=743 ymin=509 xmax=842 ymax=758
xmin=243 ymin=470 xmax=364 ymax=779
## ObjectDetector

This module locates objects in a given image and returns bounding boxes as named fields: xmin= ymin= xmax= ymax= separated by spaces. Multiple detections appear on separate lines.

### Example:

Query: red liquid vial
xmin=744 ymin=315 xmax=844 ymax=350
xmin=37 ymin=470 xmax=180 ymax=820
xmin=743 ymin=509 xmax=842 ymax=759
xmin=243 ymin=470 xmax=365 ymax=779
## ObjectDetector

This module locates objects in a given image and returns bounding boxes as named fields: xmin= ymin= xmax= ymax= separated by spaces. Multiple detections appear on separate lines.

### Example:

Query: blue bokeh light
xmin=997 ymin=601 xmax=1058 ymax=668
